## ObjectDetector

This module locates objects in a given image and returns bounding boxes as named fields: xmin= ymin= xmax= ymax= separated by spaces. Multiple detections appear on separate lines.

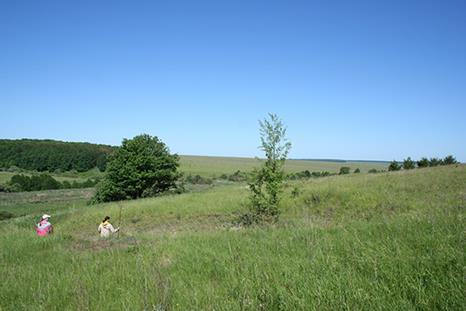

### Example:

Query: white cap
xmin=42 ymin=214 xmax=51 ymax=219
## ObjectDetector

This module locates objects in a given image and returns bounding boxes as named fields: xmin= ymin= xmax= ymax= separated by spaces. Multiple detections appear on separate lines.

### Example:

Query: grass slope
xmin=0 ymin=165 xmax=464 ymax=310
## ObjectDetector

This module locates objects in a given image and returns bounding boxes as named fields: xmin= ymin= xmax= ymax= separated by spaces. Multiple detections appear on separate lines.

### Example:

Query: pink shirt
xmin=36 ymin=219 xmax=52 ymax=236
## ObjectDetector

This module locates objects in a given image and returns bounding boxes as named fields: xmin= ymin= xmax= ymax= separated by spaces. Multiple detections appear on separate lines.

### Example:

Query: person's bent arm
xmin=108 ymin=224 xmax=119 ymax=233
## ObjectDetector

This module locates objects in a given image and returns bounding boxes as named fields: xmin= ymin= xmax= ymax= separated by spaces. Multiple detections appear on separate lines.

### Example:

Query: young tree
xmin=388 ymin=160 xmax=401 ymax=171
xmin=417 ymin=157 xmax=429 ymax=168
xmin=247 ymin=114 xmax=291 ymax=223
xmin=402 ymin=157 xmax=415 ymax=170
xmin=429 ymin=157 xmax=442 ymax=167
xmin=92 ymin=134 xmax=179 ymax=203
xmin=443 ymin=155 xmax=457 ymax=165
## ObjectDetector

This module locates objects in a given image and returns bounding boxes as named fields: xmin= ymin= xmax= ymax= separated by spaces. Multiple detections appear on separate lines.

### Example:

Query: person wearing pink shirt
xmin=36 ymin=214 xmax=53 ymax=236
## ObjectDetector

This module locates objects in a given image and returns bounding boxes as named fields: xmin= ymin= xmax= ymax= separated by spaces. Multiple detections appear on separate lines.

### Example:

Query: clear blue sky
xmin=1 ymin=0 xmax=465 ymax=161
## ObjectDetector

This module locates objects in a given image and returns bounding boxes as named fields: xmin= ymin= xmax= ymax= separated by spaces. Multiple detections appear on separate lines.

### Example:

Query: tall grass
xmin=0 ymin=165 xmax=464 ymax=310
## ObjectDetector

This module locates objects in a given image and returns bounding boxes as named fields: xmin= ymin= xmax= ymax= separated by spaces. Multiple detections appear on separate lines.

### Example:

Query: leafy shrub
xmin=403 ymin=157 xmax=416 ymax=170
xmin=339 ymin=167 xmax=350 ymax=175
xmin=368 ymin=168 xmax=379 ymax=173
xmin=443 ymin=155 xmax=457 ymax=165
xmin=417 ymin=157 xmax=429 ymax=168
xmin=92 ymin=134 xmax=180 ymax=203
xmin=6 ymin=174 xmax=98 ymax=192
xmin=354 ymin=168 xmax=361 ymax=173
xmin=8 ymin=173 xmax=61 ymax=191
xmin=312 ymin=171 xmax=331 ymax=177
xmin=429 ymin=158 xmax=442 ymax=167
xmin=0 ymin=211 xmax=15 ymax=221
xmin=388 ymin=161 xmax=401 ymax=171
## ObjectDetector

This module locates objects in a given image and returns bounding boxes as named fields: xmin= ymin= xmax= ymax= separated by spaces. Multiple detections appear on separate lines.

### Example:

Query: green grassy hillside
xmin=0 ymin=165 xmax=464 ymax=310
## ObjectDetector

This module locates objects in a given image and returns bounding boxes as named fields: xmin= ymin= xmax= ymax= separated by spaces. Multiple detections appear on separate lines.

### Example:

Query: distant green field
xmin=0 ymin=165 xmax=464 ymax=310
xmin=0 ymin=156 xmax=386 ymax=185
xmin=179 ymin=155 xmax=388 ymax=176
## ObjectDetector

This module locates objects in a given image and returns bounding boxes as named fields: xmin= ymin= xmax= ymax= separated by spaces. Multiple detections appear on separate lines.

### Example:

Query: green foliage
xmin=417 ymin=157 xmax=429 ymax=168
xmin=402 ymin=157 xmax=416 ymax=170
xmin=246 ymin=114 xmax=291 ymax=224
xmin=0 ymin=210 xmax=14 ymax=220
xmin=339 ymin=166 xmax=350 ymax=175
xmin=354 ymin=168 xmax=361 ymax=173
xmin=443 ymin=155 xmax=457 ymax=165
xmin=8 ymin=173 xmax=61 ymax=191
xmin=388 ymin=160 xmax=401 ymax=171
xmin=429 ymin=157 xmax=442 ymax=167
xmin=92 ymin=134 xmax=180 ymax=203
xmin=0 ymin=139 xmax=114 ymax=172
xmin=288 ymin=170 xmax=333 ymax=180
xmin=5 ymin=174 xmax=99 ymax=192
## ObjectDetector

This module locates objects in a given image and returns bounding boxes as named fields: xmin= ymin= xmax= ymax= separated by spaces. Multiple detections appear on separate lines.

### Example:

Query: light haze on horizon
xmin=1 ymin=0 xmax=465 ymax=161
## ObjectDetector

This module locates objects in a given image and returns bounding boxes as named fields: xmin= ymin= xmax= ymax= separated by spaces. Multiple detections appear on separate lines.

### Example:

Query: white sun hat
xmin=42 ymin=214 xmax=51 ymax=219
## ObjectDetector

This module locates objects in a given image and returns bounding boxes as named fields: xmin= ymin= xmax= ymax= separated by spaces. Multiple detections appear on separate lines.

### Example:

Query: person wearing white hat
xmin=36 ymin=214 xmax=53 ymax=236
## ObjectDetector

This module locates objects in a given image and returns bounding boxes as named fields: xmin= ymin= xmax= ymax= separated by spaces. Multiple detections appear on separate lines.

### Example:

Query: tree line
xmin=388 ymin=155 xmax=458 ymax=171
xmin=1 ymin=173 xmax=100 ymax=192
xmin=0 ymin=139 xmax=115 ymax=172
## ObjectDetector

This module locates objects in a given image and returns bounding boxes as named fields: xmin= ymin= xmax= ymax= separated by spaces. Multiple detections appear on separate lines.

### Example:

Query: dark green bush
xmin=0 ymin=211 xmax=15 ymax=221
xmin=388 ymin=161 xmax=401 ymax=171
xmin=339 ymin=167 xmax=350 ymax=175
xmin=403 ymin=157 xmax=416 ymax=170
xmin=417 ymin=157 xmax=429 ymax=168
xmin=7 ymin=174 xmax=99 ymax=192
xmin=92 ymin=134 xmax=180 ymax=203
xmin=443 ymin=155 xmax=457 ymax=165
xmin=429 ymin=158 xmax=442 ymax=167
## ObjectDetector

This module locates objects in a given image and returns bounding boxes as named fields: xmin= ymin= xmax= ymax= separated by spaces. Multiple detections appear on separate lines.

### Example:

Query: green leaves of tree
xmin=92 ymin=134 xmax=179 ymax=203
xmin=246 ymin=114 xmax=291 ymax=224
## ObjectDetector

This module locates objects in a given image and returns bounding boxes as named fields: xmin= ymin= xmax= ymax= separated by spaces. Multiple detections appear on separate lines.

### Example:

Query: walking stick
xmin=117 ymin=203 xmax=123 ymax=238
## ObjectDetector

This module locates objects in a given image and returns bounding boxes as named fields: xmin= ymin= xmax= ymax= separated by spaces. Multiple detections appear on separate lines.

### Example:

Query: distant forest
xmin=0 ymin=139 xmax=115 ymax=172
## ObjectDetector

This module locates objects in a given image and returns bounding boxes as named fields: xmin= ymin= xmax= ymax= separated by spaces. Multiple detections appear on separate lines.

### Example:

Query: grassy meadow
xmin=0 ymin=165 xmax=464 ymax=310
xmin=179 ymin=155 xmax=388 ymax=176
xmin=0 ymin=156 xmax=387 ymax=187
